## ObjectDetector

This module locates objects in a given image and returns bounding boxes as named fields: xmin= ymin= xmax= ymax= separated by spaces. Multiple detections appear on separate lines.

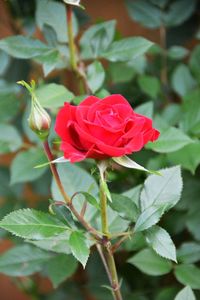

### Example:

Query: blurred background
xmin=0 ymin=0 xmax=200 ymax=299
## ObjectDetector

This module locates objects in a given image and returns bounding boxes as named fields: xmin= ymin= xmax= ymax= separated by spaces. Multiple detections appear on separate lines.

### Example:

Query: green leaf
xmin=145 ymin=225 xmax=177 ymax=262
xmin=175 ymin=286 xmax=196 ymax=300
xmin=175 ymin=264 xmax=200 ymax=289
xmin=109 ymin=62 xmax=136 ymax=83
xmin=186 ymin=211 xmax=200 ymax=241
xmin=146 ymin=126 xmax=193 ymax=153
xmin=125 ymin=0 xmax=162 ymax=28
xmin=161 ymin=104 xmax=181 ymax=126
xmin=172 ymin=64 xmax=196 ymax=97
xmin=36 ymin=0 xmax=78 ymax=43
xmin=0 ymin=35 xmax=52 ymax=59
xmin=177 ymin=242 xmax=200 ymax=264
xmin=168 ymin=46 xmax=189 ymax=60
xmin=0 ymin=244 xmax=51 ymax=276
xmin=80 ymin=20 xmax=116 ymax=59
xmin=69 ymin=231 xmax=90 ymax=268
xmin=135 ymin=101 xmax=153 ymax=119
xmin=109 ymin=194 xmax=139 ymax=222
xmin=134 ymin=206 xmax=165 ymax=232
xmin=87 ymin=61 xmax=105 ymax=93
xmin=0 ymin=124 xmax=22 ymax=154
xmin=35 ymin=83 xmax=74 ymax=108
xmin=103 ymin=37 xmax=153 ymax=62
xmin=10 ymin=148 xmax=47 ymax=184
xmin=74 ymin=192 xmax=100 ymax=210
xmin=128 ymin=248 xmax=172 ymax=276
xmin=113 ymin=155 xmax=160 ymax=175
xmin=163 ymin=0 xmax=197 ymax=27
xmin=167 ymin=142 xmax=200 ymax=174
xmin=50 ymin=201 xmax=76 ymax=228
xmin=0 ymin=209 xmax=70 ymax=239
xmin=138 ymin=75 xmax=160 ymax=98
xmin=35 ymin=48 xmax=66 ymax=76
xmin=155 ymin=287 xmax=178 ymax=300
xmin=0 ymin=92 xmax=20 ymax=122
xmin=29 ymin=232 xmax=71 ymax=254
xmin=189 ymin=45 xmax=200 ymax=83
xmin=123 ymin=184 xmax=142 ymax=208
xmin=51 ymin=164 xmax=98 ymax=221
xmin=180 ymin=91 xmax=200 ymax=136
xmin=140 ymin=166 xmax=183 ymax=211
xmin=0 ymin=50 xmax=10 ymax=75
xmin=46 ymin=254 xmax=78 ymax=288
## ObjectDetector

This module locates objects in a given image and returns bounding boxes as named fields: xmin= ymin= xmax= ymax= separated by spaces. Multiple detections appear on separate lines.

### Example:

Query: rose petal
xmin=79 ymin=95 xmax=100 ymax=106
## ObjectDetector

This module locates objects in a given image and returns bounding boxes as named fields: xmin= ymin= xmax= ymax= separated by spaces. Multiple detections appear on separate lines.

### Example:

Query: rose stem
xmin=160 ymin=24 xmax=168 ymax=87
xmin=111 ymin=235 xmax=130 ymax=253
xmin=66 ymin=4 xmax=90 ymax=94
xmin=99 ymin=169 xmax=123 ymax=300
xmin=43 ymin=140 xmax=101 ymax=242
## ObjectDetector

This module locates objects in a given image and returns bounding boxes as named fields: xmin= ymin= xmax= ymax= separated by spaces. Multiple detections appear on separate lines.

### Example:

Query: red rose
xmin=55 ymin=94 xmax=160 ymax=163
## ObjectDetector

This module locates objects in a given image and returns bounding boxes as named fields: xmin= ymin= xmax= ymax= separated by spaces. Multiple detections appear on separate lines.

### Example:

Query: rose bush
xmin=55 ymin=94 xmax=160 ymax=162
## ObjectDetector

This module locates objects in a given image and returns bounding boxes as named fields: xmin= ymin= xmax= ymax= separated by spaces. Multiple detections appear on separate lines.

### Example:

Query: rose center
xmin=95 ymin=108 xmax=122 ymax=128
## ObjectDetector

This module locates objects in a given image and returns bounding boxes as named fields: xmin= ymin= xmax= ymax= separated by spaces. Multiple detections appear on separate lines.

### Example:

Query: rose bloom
xmin=55 ymin=95 xmax=160 ymax=163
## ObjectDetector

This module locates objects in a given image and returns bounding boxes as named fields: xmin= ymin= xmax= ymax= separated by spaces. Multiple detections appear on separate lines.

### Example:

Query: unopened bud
xmin=28 ymin=99 xmax=51 ymax=141
xmin=17 ymin=80 xmax=51 ymax=141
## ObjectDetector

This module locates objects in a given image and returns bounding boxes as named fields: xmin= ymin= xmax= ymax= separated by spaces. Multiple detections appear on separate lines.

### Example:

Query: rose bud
xmin=28 ymin=98 xmax=51 ymax=141
xmin=17 ymin=80 xmax=51 ymax=141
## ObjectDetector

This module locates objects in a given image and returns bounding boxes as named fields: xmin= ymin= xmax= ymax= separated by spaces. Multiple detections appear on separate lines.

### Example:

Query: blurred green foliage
xmin=0 ymin=0 xmax=200 ymax=299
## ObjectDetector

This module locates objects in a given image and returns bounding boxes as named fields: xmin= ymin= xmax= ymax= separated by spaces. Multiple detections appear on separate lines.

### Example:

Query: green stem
xmin=66 ymin=5 xmax=90 ymax=94
xmin=43 ymin=140 xmax=101 ymax=242
xmin=67 ymin=5 xmax=77 ymax=71
xmin=98 ymin=164 xmax=123 ymax=300
xmin=160 ymin=25 xmax=168 ymax=86
xmin=100 ymin=179 xmax=109 ymax=236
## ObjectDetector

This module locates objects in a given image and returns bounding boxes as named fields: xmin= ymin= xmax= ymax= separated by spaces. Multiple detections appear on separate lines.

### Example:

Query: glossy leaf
xmin=135 ymin=101 xmax=153 ymax=119
xmin=138 ymin=75 xmax=160 ymax=98
xmin=145 ymin=225 xmax=177 ymax=262
xmin=30 ymin=232 xmax=71 ymax=254
xmin=0 ymin=244 xmax=51 ymax=276
xmin=125 ymin=0 xmax=162 ymax=28
xmin=180 ymin=91 xmax=200 ymax=136
xmin=80 ymin=20 xmax=116 ymax=59
xmin=128 ymin=248 xmax=172 ymax=276
xmin=0 ymin=92 xmax=20 ymax=122
xmin=109 ymin=194 xmax=139 ymax=222
xmin=87 ymin=61 xmax=105 ymax=93
xmin=174 ymin=286 xmax=196 ymax=300
xmin=177 ymin=242 xmax=200 ymax=264
xmin=134 ymin=206 xmax=165 ymax=232
xmin=10 ymin=148 xmax=47 ymax=184
xmin=172 ymin=64 xmax=196 ymax=97
xmin=167 ymin=142 xmax=200 ymax=174
xmin=146 ymin=126 xmax=193 ymax=153
xmin=0 ymin=124 xmax=22 ymax=154
xmin=168 ymin=46 xmax=189 ymax=60
xmin=103 ymin=37 xmax=153 ymax=62
xmin=69 ymin=231 xmax=90 ymax=268
xmin=0 ymin=209 xmax=70 ymax=239
xmin=35 ymin=83 xmax=74 ymax=108
xmin=175 ymin=264 xmax=200 ymax=289
xmin=0 ymin=35 xmax=52 ymax=59
xmin=46 ymin=254 xmax=78 ymax=287
xmin=140 ymin=166 xmax=183 ymax=211
xmin=189 ymin=45 xmax=200 ymax=82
